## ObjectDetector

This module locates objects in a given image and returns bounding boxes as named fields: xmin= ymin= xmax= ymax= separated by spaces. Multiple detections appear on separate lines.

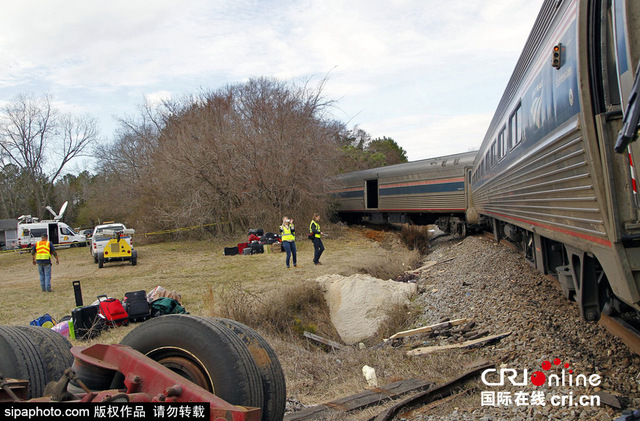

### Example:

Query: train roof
xmin=478 ymin=0 xmax=558 ymax=154
xmin=333 ymin=150 xmax=477 ymax=182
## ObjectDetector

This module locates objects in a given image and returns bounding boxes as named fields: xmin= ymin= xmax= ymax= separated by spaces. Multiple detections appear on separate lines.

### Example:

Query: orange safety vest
xmin=35 ymin=240 xmax=52 ymax=261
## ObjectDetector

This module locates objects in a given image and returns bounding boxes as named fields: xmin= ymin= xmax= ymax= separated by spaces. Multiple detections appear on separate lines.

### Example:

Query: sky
xmin=0 ymin=0 xmax=544 ymax=170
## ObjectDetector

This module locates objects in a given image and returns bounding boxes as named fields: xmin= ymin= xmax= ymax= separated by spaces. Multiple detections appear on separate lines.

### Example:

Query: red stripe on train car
xmin=484 ymin=210 xmax=612 ymax=247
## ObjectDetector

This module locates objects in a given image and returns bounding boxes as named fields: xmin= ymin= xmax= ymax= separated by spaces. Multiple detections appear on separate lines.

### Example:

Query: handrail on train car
xmin=615 ymin=60 xmax=640 ymax=153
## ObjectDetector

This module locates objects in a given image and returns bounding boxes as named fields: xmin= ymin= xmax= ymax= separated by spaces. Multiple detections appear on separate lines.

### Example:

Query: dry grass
xmin=0 ymin=225 xmax=473 ymax=415
xmin=399 ymin=224 xmax=431 ymax=255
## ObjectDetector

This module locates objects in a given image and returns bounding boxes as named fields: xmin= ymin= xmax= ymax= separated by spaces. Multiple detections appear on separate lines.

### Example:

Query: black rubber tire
xmin=119 ymin=314 xmax=264 ymax=410
xmin=205 ymin=317 xmax=286 ymax=421
xmin=131 ymin=250 xmax=137 ymax=266
xmin=71 ymin=357 xmax=118 ymax=391
xmin=16 ymin=325 xmax=74 ymax=385
xmin=98 ymin=253 xmax=104 ymax=268
xmin=0 ymin=326 xmax=46 ymax=398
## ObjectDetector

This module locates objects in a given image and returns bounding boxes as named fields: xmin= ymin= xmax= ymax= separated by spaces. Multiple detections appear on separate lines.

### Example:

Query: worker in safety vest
xmin=31 ymin=233 xmax=59 ymax=292
xmin=280 ymin=217 xmax=297 ymax=268
xmin=310 ymin=213 xmax=324 ymax=265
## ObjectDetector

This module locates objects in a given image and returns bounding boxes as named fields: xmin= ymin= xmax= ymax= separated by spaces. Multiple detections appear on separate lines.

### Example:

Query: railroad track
xmin=482 ymin=231 xmax=640 ymax=355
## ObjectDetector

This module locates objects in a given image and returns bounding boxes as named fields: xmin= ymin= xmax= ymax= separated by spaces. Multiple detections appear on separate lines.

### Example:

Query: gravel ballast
xmin=406 ymin=234 xmax=640 ymax=420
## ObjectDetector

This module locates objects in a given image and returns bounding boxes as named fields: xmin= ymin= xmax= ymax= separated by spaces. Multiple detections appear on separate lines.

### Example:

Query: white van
xmin=17 ymin=221 xmax=87 ymax=249
xmin=16 ymin=201 xmax=86 ymax=249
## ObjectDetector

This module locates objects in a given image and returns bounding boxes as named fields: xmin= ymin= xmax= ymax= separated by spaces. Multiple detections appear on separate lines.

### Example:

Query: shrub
xmin=399 ymin=225 xmax=431 ymax=254
xmin=208 ymin=281 xmax=340 ymax=340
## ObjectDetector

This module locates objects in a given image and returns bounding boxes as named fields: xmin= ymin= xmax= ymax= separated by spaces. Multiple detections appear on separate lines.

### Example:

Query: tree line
xmin=0 ymin=78 xmax=407 ymax=235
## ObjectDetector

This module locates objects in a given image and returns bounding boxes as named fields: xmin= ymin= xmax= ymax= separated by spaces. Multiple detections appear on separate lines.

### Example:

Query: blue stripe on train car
xmin=379 ymin=181 xmax=464 ymax=196
xmin=334 ymin=190 xmax=365 ymax=198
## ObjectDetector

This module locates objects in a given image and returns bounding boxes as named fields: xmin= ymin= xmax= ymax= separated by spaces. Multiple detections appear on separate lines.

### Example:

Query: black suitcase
xmin=224 ymin=246 xmax=239 ymax=256
xmin=72 ymin=305 xmax=105 ymax=340
xmin=248 ymin=228 xmax=264 ymax=237
xmin=123 ymin=290 xmax=151 ymax=323
xmin=250 ymin=242 xmax=264 ymax=254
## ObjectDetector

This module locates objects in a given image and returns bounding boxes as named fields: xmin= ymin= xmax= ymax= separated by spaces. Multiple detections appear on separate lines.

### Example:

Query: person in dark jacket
xmin=280 ymin=216 xmax=297 ymax=268
xmin=310 ymin=213 xmax=324 ymax=265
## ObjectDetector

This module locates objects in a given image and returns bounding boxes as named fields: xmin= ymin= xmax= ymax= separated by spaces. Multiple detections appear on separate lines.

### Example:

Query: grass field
xmin=0 ymin=225 xmax=470 ymax=418
xmin=2 ymin=226 xmax=406 ymax=329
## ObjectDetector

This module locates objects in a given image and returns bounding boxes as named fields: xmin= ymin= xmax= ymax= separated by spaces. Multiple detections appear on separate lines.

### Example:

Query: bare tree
xmin=0 ymin=93 xmax=99 ymax=218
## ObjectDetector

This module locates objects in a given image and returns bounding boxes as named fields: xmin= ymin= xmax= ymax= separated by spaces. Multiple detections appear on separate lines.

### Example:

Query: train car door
xmin=365 ymin=179 xmax=379 ymax=209
xmin=612 ymin=0 xmax=640 ymax=222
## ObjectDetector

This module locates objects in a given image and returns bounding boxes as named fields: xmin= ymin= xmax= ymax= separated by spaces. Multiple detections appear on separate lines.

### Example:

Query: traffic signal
xmin=552 ymin=43 xmax=562 ymax=69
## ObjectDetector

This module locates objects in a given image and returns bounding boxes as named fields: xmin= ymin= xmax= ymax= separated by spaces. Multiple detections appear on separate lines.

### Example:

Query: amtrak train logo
xmin=480 ymin=358 xmax=602 ymax=408
xmin=530 ymin=81 xmax=544 ymax=130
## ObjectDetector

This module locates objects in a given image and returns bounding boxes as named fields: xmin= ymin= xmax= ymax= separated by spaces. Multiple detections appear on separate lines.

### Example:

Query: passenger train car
xmin=332 ymin=151 xmax=477 ymax=235
xmin=333 ymin=0 xmax=640 ymax=323
xmin=470 ymin=0 xmax=640 ymax=321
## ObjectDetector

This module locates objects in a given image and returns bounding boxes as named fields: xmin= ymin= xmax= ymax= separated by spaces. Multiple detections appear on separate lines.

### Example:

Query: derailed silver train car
xmin=332 ymin=151 xmax=477 ymax=234
xmin=470 ymin=0 xmax=640 ymax=321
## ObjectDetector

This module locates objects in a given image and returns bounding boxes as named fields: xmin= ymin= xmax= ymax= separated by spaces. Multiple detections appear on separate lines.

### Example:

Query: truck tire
xmin=118 ymin=315 xmax=264 ymax=411
xmin=98 ymin=252 xmax=104 ymax=268
xmin=16 ymin=325 xmax=74 ymax=385
xmin=131 ymin=250 xmax=137 ymax=266
xmin=0 ymin=326 xmax=46 ymax=398
xmin=204 ymin=317 xmax=286 ymax=421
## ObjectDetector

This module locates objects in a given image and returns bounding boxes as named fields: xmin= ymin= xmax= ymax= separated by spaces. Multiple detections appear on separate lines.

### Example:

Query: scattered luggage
xmin=237 ymin=242 xmax=249 ymax=255
xmin=150 ymin=298 xmax=188 ymax=317
xmin=123 ymin=290 xmax=152 ymax=323
xmin=248 ymin=228 xmax=264 ymax=237
xmin=29 ymin=313 xmax=56 ymax=328
xmin=250 ymin=242 xmax=264 ymax=254
xmin=224 ymin=246 xmax=239 ymax=256
xmin=72 ymin=305 xmax=105 ymax=340
xmin=73 ymin=280 xmax=83 ymax=307
xmin=97 ymin=295 xmax=129 ymax=327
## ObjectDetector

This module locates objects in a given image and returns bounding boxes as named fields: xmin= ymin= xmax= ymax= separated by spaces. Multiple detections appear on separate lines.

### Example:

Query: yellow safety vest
xmin=310 ymin=220 xmax=321 ymax=238
xmin=281 ymin=224 xmax=295 ymax=242
xmin=36 ymin=240 xmax=52 ymax=261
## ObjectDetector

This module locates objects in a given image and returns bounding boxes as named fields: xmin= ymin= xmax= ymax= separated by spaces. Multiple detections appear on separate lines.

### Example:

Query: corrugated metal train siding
xmin=377 ymin=192 xmax=466 ymax=211
xmin=474 ymin=131 xmax=607 ymax=240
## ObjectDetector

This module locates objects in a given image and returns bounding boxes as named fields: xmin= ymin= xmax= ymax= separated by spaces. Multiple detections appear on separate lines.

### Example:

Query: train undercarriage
xmin=483 ymin=216 xmax=636 ymax=323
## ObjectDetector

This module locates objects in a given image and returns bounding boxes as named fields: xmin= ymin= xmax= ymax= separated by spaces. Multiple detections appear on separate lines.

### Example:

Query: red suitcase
xmin=97 ymin=295 xmax=129 ymax=327
xmin=237 ymin=242 xmax=249 ymax=255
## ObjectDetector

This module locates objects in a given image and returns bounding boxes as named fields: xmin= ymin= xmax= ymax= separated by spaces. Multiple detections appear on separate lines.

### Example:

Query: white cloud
xmin=0 ymin=0 xmax=544 ymax=161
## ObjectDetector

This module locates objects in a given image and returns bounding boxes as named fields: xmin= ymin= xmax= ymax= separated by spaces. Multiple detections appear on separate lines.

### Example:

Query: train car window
xmin=498 ymin=126 xmax=507 ymax=160
xmin=509 ymin=104 xmax=522 ymax=148
xmin=490 ymin=142 xmax=497 ymax=167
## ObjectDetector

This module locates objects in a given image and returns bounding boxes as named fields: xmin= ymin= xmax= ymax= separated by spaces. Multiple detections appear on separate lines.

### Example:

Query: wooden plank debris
xmin=406 ymin=332 xmax=511 ymax=356
xmin=389 ymin=318 xmax=470 ymax=341
xmin=303 ymin=331 xmax=349 ymax=352
xmin=594 ymin=391 xmax=627 ymax=410
xmin=284 ymin=378 xmax=432 ymax=420
xmin=407 ymin=258 xmax=456 ymax=275
xmin=370 ymin=360 xmax=494 ymax=421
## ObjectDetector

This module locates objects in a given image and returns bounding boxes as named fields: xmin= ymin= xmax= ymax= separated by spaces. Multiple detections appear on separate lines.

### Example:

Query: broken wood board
xmin=389 ymin=318 xmax=470 ymax=340
xmin=398 ymin=388 xmax=476 ymax=419
xmin=407 ymin=332 xmax=511 ymax=356
xmin=303 ymin=331 xmax=349 ymax=352
xmin=594 ymin=391 xmax=627 ymax=410
xmin=370 ymin=360 xmax=493 ymax=421
xmin=409 ymin=261 xmax=438 ymax=273
xmin=284 ymin=378 xmax=432 ymax=420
